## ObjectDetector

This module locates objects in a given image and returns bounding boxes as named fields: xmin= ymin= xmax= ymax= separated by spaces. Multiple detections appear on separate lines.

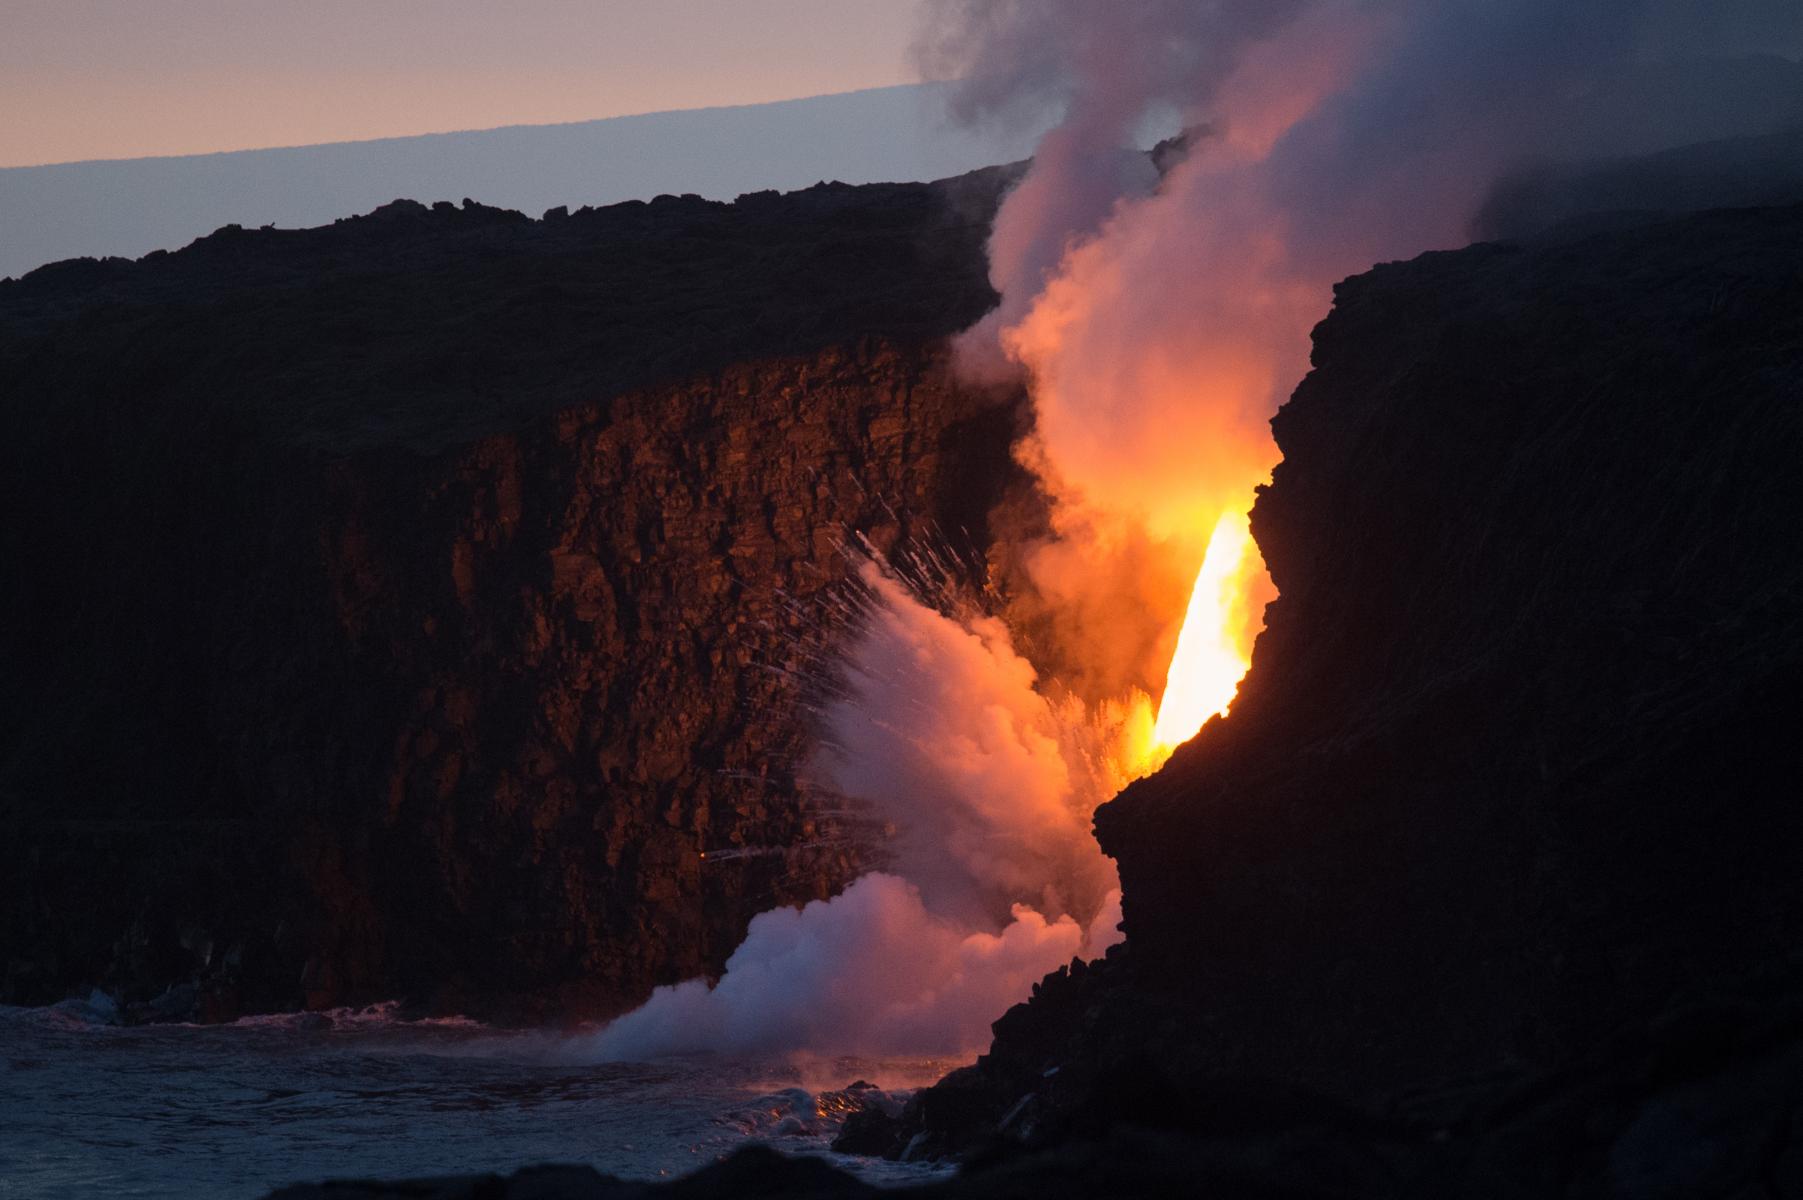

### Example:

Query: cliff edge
xmin=0 ymin=171 xmax=1025 ymax=1021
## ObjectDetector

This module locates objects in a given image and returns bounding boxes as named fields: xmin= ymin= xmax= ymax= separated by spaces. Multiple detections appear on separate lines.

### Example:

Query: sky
xmin=1 ymin=0 xmax=925 ymax=167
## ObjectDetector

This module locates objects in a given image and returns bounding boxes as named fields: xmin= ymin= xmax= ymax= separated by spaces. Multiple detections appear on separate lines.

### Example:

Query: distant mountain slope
xmin=0 ymin=82 xmax=1049 ymax=281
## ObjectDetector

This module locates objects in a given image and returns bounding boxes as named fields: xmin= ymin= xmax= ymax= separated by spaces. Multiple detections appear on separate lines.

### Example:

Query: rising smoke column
xmin=575 ymin=0 xmax=1803 ymax=1065
xmin=914 ymin=0 xmax=1312 ymax=381
xmin=922 ymin=0 xmax=1803 ymax=711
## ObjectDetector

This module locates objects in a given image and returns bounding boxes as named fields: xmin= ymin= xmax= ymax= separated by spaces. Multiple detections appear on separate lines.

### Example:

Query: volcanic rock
xmin=0 ymin=169 xmax=1026 ymax=1020
xmin=885 ymin=200 xmax=1803 ymax=1164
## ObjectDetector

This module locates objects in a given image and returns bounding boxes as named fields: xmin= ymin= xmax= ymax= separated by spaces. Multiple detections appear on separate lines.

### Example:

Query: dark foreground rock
xmin=0 ymin=170 xmax=1025 ymax=1021
xmin=1109 ymin=199 xmax=1803 ymax=1094
xmin=874 ymin=200 xmax=1803 ymax=1171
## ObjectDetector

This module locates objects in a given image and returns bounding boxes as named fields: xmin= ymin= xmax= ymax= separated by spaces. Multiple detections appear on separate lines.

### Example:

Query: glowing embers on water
xmin=1151 ymin=507 xmax=1267 ymax=750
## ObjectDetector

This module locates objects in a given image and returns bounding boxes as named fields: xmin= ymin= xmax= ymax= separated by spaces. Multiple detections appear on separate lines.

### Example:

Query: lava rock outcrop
xmin=0 ymin=171 xmax=1025 ymax=1020
xmin=1111 ymin=200 xmax=1803 ymax=1092
xmin=880 ymin=200 xmax=1803 ymax=1163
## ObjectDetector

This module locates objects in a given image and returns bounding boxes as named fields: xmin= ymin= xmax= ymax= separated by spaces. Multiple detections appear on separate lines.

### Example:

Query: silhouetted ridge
xmin=0 ymin=165 xmax=1021 ymax=453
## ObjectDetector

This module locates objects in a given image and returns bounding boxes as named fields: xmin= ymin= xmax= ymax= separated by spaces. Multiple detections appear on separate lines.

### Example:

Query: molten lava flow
xmin=1152 ymin=507 xmax=1265 ymax=750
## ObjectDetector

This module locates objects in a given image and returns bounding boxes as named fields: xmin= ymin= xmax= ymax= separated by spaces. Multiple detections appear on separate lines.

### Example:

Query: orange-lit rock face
xmin=0 ymin=176 xmax=1026 ymax=1022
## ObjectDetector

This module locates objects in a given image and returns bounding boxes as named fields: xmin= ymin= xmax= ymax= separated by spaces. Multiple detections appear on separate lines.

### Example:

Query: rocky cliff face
xmin=0 ymin=173 xmax=1025 ymax=1020
xmin=876 ymin=201 xmax=1803 ymax=1167
xmin=1108 ymin=201 xmax=1803 ymax=1091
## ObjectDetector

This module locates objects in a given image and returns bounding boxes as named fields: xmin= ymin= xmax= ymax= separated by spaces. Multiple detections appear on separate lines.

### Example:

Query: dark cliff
xmin=0 ymin=172 xmax=1025 ymax=1020
xmin=1108 ymin=201 xmax=1803 ymax=1089
xmin=874 ymin=201 xmax=1803 ymax=1192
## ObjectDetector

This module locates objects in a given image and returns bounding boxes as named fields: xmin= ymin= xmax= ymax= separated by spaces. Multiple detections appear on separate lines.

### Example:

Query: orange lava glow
xmin=1151 ymin=507 xmax=1267 ymax=750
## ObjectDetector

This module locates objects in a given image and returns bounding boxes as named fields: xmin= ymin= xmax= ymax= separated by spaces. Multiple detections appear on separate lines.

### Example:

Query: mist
xmin=570 ymin=564 xmax=1129 ymax=1063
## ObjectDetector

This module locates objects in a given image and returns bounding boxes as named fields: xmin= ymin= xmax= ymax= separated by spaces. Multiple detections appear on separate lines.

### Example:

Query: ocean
xmin=0 ymin=999 xmax=956 ymax=1198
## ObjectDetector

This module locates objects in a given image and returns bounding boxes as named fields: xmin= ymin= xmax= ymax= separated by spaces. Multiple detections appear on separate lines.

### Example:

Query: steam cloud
xmin=577 ymin=1 xmax=1803 ymax=1065
xmin=811 ymin=567 xmax=1134 ymax=931
xmin=919 ymin=0 xmax=1803 ymax=711
xmin=585 ymin=872 xmax=1105 ymax=1060
xmin=930 ymin=0 xmax=1803 ymax=543
xmin=576 ymin=566 xmax=1130 ymax=1063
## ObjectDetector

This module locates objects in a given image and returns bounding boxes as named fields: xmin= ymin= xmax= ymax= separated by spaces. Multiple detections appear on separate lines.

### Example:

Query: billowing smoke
xmin=811 ymin=566 xmax=1136 ymax=930
xmin=574 ymin=564 xmax=1130 ymax=1063
xmin=927 ymin=0 xmax=1803 ymax=696
xmin=915 ymin=0 xmax=1311 ymax=381
xmin=577 ymin=1 xmax=1803 ymax=1066
xmin=582 ymin=872 xmax=1099 ymax=1060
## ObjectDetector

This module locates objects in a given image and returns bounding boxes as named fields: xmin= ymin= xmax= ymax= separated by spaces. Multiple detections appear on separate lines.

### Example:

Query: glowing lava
xmin=1151 ymin=507 xmax=1265 ymax=749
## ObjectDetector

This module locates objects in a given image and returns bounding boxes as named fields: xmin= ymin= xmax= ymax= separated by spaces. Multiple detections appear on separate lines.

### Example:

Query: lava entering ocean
xmin=576 ymin=0 xmax=1803 ymax=1066
xmin=1151 ymin=507 xmax=1266 ymax=751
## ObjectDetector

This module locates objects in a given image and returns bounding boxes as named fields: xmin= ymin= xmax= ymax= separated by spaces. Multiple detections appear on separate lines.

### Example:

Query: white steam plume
xmin=582 ymin=873 xmax=1093 ymax=1060
xmin=916 ymin=0 xmax=1311 ymax=379
xmin=572 ymin=564 xmax=1130 ymax=1063
xmin=924 ymin=0 xmax=1803 ymax=686
xmin=810 ymin=566 xmax=1133 ymax=931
